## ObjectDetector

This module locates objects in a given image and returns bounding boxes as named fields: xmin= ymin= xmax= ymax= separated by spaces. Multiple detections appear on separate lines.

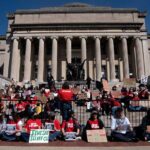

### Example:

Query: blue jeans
xmin=49 ymin=131 xmax=61 ymax=141
xmin=1 ymin=132 xmax=16 ymax=141
xmin=129 ymin=105 xmax=143 ymax=111
xmin=61 ymin=102 xmax=72 ymax=120
xmin=21 ymin=132 xmax=30 ymax=142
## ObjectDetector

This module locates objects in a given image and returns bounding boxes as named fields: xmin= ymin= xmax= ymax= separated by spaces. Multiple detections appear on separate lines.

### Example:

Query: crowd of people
xmin=0 ymin=80 xmax=150 ymax=142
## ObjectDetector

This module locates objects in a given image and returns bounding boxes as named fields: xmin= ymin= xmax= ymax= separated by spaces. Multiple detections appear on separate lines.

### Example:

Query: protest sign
xmin=92 ymin=90 xmax=100 ymax=100
xmin=102 ymin=80 xmax=110 ymax=92
xmin=123 ymin=78 xmax=136 ymax=87
xmin=65 ymin=132 xmax=77 ymax=141
xmin=45 ymin=123 xmax=54 ymax=131
xmin=111 ymin=91 xmax=122 ymax=99
xmin=86 ymin=129 xmax=107 ymax=143
xmin=6 ymin=124 xmax=16 ymax=132
xmin=141 ymin=75 xmax=148 ymax=85
xmin=146 ymin=126 xmax=150 ymax=133
xmin=29 ymin=129 xmax=49 ymax=143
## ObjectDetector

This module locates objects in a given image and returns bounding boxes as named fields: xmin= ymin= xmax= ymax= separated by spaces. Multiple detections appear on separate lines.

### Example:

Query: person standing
xmin=58 ymin=82 xmax=74 ymax=120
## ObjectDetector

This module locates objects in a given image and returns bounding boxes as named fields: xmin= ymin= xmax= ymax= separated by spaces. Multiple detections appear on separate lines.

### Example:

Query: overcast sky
xmin=0 ymin=0 xmax=150 ymax=35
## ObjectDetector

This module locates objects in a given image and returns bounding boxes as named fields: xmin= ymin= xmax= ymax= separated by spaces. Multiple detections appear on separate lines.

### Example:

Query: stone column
xmin=37 ymin=37 xmax=45 ymax=82
xmin=121 ymin=36 xmax=129 ymax=78
xmin=119 ymin=58 xmax=123 ymax=81
xmin=65 ymin=36 xmax=72 ymax=63
xmin=80 ymin=36 xmax=87 ymax=80
xmin=135 ymin=37 xmax=145 ymax=79
xmin=141 ymin=37 xmax=150 ymax=76
xmin=51 ymin=36 xmax=58 ymax=80
xmin=10 ymin=37 xmax=19 ymax=81
xmin=23 ymin=37 xmax=32 ymax=81
xmin=107 ymin=36 xmax=116 ymax=81
xmin=95 ymin=36 xmax=102 ymax=81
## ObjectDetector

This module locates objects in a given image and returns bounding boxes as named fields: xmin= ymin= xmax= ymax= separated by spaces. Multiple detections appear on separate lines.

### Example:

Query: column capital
xmin=24 ymin=36 xmax=32 ymax=40
xmin=11 ymin=36 xmax=19 ymax=40
xmin=94 ymin=36 xmax=102 ymax=39
xmin=134 ymin=36 xmax=141 ymax=39
xmin=120 ymin=36 xmax=128 ymax=39
xmin=37 ymin=36 xmax=45 ymax=40
xmin=79 ymin=36 xmax=87 ymax=39
xmin=51 ymin=36 xmax=58 ymax=40
xmin=64 ymin=36 xmax=73 ymax=40
xmin=107 ymin=36 xmax=115 ymax=39
xmin=140 ymin=36 xmax=148 ymax=40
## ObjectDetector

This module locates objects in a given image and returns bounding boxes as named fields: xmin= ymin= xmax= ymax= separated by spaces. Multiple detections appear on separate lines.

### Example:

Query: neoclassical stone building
xmin=1 ymin=3 xmax=150 ymax=82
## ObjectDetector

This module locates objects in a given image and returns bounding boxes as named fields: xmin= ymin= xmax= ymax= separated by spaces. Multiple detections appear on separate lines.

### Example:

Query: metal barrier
xmin=1 ymin=99 xmax=150 ymax=129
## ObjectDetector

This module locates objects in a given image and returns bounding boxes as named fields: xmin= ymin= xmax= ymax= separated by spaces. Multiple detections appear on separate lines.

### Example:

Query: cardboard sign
xmin=65 ymin=132 xmax=77 ymax=141
xmin=146 ymin=125 xmax=150 ymax=133
xmin=45 ymin=123 xmax=54 ymax=131
xmin=111 ymin=91 xmax=122 ymax=99
xmin=123 ymin=78 xmax=136 ymax=87
xmin=86 ymin=129 xmax=107 ymax=143
xmin=92 ymin=90 xmax=100 ymax=100
xmin=29 ymin=129 xmax=49 ymax=143
xmin=141 ymin=75 xmax=148 ymax=85
xmin=102 ymin=80 xmax=110 ymax=92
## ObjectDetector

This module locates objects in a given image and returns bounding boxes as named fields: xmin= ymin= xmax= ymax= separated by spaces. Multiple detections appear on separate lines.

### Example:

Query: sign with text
xmin=45 ymin=123 xmax=54 ymax=131
xmin=65 ymin=132 xmax=77 ymax=141
xmin=29 ymin=129 xmax=49 ymax=143
xmin=86 ymin=129 xmax=107 ymax=143
xmin=123 ymin=78 xmax=136 ymax=87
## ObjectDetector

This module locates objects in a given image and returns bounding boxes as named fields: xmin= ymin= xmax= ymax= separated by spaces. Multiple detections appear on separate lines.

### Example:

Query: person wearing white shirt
xmin=111 ymin=107 xmax=138 ymax=142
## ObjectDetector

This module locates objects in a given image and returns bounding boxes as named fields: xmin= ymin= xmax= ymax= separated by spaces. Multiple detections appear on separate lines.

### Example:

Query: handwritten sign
xmin=86 ymin=129 xmax=107 ymax=143
xmin=29 ymin=129 xmax=49 ymax=143
xmin=123 ymin=78 xmax=136 ymax=87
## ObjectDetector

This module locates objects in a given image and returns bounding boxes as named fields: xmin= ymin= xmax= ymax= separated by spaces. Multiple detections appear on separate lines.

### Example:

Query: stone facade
xmin=1 ymin=3 xmax=150 ymax=82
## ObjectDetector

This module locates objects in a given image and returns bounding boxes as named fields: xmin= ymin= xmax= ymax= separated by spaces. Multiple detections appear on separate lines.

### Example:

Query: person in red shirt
xmin=82 ymin=110 xmax=104 ymax=141
xmin=128 ymin=92 xmax=145 ymax=111
xmin=44 ymin=112 xmax=61 ymax=141
xmin=61 ymin=111 xmax=80 ymax=140
xmin=86 ymin=111 xmax=104 ymax=130
xmin=21 ymin=113 xmax=42 ymax=142
xmin=15 ymin=100 xmax=26 ymax=118
xmin=58 ymin=82 xmax=74 ymax=120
